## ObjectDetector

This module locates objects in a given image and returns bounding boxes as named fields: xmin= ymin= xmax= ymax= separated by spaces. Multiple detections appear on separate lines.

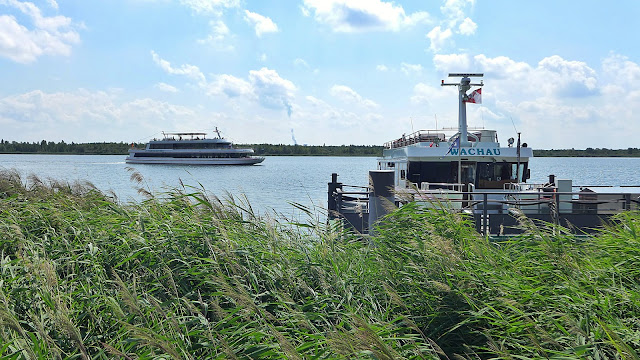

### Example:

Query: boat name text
xmin=449 ymin=148 xmax=501 ymax=156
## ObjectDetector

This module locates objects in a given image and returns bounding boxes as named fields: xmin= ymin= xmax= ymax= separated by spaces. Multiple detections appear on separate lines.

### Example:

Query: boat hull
xmin=125 ymin=156 xmax=265 ymax=165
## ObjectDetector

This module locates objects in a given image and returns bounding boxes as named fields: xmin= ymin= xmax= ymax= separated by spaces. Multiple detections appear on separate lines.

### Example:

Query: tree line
xmin=534 ymin=148 xmax=640 ymax=157
xmin=0 ymin=140 xmax=385 ymax=156
xmin=1 ymin=139 xmax=640 ymax=157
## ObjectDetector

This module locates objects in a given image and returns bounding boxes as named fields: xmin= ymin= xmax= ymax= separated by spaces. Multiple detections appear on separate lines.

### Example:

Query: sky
xmin=1 ymin=0 xmax=640 ymax=149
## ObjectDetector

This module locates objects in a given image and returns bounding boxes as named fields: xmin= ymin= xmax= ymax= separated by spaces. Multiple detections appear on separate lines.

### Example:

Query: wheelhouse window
xmin=405 ymin=160 xmax=529 ymax=189
xmin=476 ymin=162 xmax=528 ymax=189
xmin=407 ymin=162 xmax=457 ymax=186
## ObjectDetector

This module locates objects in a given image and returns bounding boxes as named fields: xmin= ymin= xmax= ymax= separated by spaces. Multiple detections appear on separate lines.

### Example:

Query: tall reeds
xmin=0 ymin=169 xmax=638 ymax=359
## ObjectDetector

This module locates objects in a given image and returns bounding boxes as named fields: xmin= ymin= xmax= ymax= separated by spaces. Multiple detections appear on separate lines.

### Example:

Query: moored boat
xmin=328 ymin=74 xmax=640 ymax=235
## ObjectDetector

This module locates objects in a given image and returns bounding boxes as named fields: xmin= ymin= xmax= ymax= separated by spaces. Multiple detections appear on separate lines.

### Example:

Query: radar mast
xmin=441 ymin=73 xmax=484 ymax=148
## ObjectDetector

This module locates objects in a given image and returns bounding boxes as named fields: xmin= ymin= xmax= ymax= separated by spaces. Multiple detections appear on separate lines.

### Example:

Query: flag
xmin=464 ymin=88 xmax=482 ymax=104
xmin=445 ymin=136 xmax=460 ymax=156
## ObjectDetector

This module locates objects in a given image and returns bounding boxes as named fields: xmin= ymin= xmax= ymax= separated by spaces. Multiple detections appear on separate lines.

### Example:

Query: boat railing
xmin=384 ymin=130 xmax=447 ymax=149
xmin=504 ymin=182 xmax=548 ymax=191
xmin=406 ymin=189 xmax=640 ymax=235
xmin=329 ymin=182 xmax=640 ymax=235
xmin=329 ymin=185 xmax=370 ymax=233
xmin=419 ymin=182 xmax=465 ymax=192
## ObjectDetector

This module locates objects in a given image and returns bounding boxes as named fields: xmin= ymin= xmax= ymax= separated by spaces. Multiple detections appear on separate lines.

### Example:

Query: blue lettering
xmin=449 ymin=148 xmax=500 ymax=156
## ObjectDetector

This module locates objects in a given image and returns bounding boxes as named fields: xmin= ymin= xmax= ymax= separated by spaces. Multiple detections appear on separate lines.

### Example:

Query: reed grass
xmin=0 ymin=168 xmax=639 ymax=359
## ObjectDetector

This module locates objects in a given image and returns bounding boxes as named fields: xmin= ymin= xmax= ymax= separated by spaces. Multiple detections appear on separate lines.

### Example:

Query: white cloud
xmin=433 ymin=53 xmax=471 ymax=71
xmin=302 ymin=0 xmax=431 ymax=32
xmin=330 ymin=85 xmax=379 ymax=108
xmin=249 ymin=67 xmax=296 ymax=112
xmin=426 ymin=26 xmax=452 ymax=52
xmin=150 ymin=51 xmax=206 ymax=84
xmin=401 ymin=62 xmax=423 ymax=76
xmin=0 ymin=89 xmax=198 ymax=142
xmin=299 ymin=4 xmax=310 ymax=17
xmin=376 ymin=64 xmax=388 ymax=72
xmin=422 ymin=0 xmax=476 ymax=54
xmin=244 ymin=10 xmax=278 ymax=37
xmin=294 ymin=58 xmax=309 ymax=68
xmin=420 ymin=52 xmax=640 ymax=149
xmin=301 ymin=95 xmax=381 ymax=131
xmin=155 ymin=82 xmax=179 ymax=93
xmin=536 ymin=55 xmax=598 ymax=97
xmin=197 ymin=20 xmax=233 ymax=50
xmin=440 ymin=0 xmax=474 ymax=28
xmin=149 ymin=52 xmax=297 ymax=115
xmin=207 ymin=74 xmax=252 ymax=98
xmin=45 ymin=0 xmax=57 ymax=10
xmin=602 ymin=54 xmax=640 ymax=84
xmin=458 ymin=17 xmax=476 ymax=35
xmin=178 ymin=0 xmax=239 ymax=15
xmin=0 ymin=0 xmax=80 ymax=63
xmin=473 ymin=54 xmax=530 ymax=74
xmin=410 ymin=82 xmax=454 ymax=107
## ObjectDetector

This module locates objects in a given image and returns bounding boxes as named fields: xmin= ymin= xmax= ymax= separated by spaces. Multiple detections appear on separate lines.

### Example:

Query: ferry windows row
xmin=149 ymin=143 xmax=232 ymax=150
xmin=133 ymin=153 xmax=252 ymax=158
xmin=405 ymin=161 xmax=530 ymax=189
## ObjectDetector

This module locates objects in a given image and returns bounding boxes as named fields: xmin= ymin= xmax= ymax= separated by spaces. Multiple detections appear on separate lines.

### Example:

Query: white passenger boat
xmin=125 ymin=129 xmax=265 ymax=165
xmin=377 ymin=73 xmax=533 ymax=209
xmin=328 ymin=73 xmax=640 ymax=235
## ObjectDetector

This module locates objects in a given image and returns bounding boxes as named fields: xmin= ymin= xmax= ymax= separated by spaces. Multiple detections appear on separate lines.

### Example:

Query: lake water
xmin=1 ymin=154 xmax=639 ymax=215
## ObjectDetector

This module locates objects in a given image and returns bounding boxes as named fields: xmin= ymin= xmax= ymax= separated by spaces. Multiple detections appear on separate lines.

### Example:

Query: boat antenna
xmin=410 ymin=116 xmax=415 ymax=134
xmin=434 ymin=114 xmax=438 ymax=129
xmin=510 ymin=116 xmax=518 ymax=133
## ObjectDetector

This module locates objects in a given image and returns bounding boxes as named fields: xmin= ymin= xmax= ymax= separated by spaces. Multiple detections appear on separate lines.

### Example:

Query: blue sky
xmin=1 ymin=0 xmax=639 ymax=149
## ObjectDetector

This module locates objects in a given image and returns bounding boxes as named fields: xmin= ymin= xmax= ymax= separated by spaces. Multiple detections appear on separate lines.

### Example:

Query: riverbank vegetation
xmin=2 ymin=139 xmax=640 ymax=157
xmin=1 ymin=170 xmax=639 ymax=358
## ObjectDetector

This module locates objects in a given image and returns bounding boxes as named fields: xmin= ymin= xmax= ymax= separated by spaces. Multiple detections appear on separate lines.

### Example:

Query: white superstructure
xmin=125 ymin=129 xmax=264 ymax=165
xmin=377 ymin=74 xmax=533 ymax=207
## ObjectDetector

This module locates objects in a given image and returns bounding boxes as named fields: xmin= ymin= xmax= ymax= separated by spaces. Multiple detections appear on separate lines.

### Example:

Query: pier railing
xmin=328 ymin=173 xmax=640 ymax=236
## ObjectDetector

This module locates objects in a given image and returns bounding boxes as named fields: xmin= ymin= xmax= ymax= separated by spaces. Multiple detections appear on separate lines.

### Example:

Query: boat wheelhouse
xmin=125 ymin=129 xmax=264 ymax=165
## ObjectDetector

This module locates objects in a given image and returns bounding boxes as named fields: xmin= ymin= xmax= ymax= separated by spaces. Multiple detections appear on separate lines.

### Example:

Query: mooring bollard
xmin=368 ymin=170 xmax=395 ymax=232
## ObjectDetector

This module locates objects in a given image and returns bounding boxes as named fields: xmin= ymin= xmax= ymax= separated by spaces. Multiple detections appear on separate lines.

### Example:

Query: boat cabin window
xmin=148 ymin=142 xmax=232 ymax=150
xmin=406 ymin=161 xmax=529 ymax=189
xmin=407 ymin=162 xmax=457 ymax=187
xmin=476 ymin=162 xmax=528 ymax=189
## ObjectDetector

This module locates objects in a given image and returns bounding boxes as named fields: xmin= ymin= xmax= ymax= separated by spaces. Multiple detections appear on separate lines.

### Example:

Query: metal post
xmin=327 ymin=173 xmax=343 ymax=219
xmin=459 ymin=81 xmax=470 ymax=148
xmin=483 ymin=193 xmax=488 ymax=236
xmin=516 ymin=132 xmax=521 ymax=181
xmin=624 ymin=193 xmax=631 ymax=211
xmin=368 ymin=170 xmax=395 ymax=233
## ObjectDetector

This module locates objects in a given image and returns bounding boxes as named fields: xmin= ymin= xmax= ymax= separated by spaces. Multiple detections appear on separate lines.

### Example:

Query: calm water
xmin=1 ymin=154 xmax=639 ymax=215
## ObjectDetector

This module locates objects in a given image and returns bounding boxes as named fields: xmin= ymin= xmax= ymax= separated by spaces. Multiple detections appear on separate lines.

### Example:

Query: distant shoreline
xmin=1 ymin=140 xmax=640 ymax=157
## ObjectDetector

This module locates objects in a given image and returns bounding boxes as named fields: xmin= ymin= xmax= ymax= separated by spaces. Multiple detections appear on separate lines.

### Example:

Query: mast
xmin=441 ymin=73 xmax=484 ymax=148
